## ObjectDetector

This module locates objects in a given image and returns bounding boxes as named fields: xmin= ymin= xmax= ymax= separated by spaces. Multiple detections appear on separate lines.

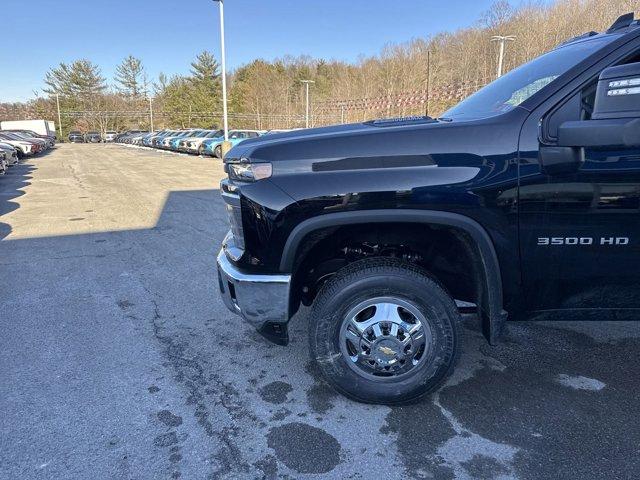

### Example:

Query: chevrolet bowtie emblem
xmin=379 ymin=346 xmax=396 ymax=355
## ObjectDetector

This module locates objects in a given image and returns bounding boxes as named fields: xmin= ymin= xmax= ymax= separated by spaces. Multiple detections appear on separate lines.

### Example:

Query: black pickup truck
xmin=217 ymin=13 xmax=640 ymax=404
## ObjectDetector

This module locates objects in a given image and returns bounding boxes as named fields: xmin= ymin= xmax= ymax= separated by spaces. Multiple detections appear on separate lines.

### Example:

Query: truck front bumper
xmin=216 ymin=249 xmax=292 ymax=345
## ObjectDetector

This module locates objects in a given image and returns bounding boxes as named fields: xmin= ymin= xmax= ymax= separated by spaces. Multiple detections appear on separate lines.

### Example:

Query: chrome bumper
xmin=216 ymin=249 xmax=292 ymax=344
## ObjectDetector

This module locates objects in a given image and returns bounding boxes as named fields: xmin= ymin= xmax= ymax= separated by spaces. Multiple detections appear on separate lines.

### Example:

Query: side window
xmin=544 ymin=91 xmax=584 ymax=141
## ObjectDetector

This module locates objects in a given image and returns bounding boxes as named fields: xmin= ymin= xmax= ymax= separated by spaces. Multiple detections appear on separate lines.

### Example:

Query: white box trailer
xmin=1 ymin=119 xmax=55 ymax=137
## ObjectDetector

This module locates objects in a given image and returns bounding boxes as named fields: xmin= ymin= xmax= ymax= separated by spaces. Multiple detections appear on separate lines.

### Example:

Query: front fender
xmin=280 ymin=209 xmax=507 ymax=344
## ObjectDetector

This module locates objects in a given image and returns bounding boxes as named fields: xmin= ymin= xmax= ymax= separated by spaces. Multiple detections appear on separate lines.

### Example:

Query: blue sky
xmin=1 ymin=0 xmax=518 ymax=102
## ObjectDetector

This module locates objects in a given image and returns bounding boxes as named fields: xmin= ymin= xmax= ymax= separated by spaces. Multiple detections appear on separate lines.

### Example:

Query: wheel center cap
xmin=376 ymin=339 xmax=399 ymax=359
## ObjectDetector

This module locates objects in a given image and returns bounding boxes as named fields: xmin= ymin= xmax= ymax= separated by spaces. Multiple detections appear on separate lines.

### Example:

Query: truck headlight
xmin=227 ymin=162 xmax=272 ymax=182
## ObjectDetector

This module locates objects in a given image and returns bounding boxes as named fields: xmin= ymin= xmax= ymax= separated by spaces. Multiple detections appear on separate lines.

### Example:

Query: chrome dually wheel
xmin=310 ymin=258 xmax=461 ymax=405
xmin=340 ymin=297 xmax=431 ymax=380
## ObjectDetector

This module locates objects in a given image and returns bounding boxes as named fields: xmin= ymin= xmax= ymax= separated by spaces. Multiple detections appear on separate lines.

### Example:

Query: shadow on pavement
xmin=1 ymin=183 xmax=640 ymax=480
xmin=0 ymin=161 xmax=36 ymax=240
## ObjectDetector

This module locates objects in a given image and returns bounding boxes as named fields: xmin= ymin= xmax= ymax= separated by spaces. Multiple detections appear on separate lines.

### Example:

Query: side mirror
xmin=555 ymin=62 xmax=640 ymax=149
xmin=592 ymin=62 xmax=640 ymax=120
xmin=557 ymin=117 xmax=640 ymax=148
xmin=541 ymin=62 xmax=640 ymax=175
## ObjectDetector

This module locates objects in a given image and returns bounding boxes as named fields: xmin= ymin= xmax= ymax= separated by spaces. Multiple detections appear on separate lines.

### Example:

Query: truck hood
xmin=224 ymin=111 xmax=526 ymax=172
xmin=226 ymin=119 xmax=434 ymax=160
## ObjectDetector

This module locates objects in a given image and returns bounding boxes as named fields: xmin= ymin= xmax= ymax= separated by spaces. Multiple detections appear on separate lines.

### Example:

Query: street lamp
xmin=490 ymin=35 xmax=515 ymax=78
xmin=300 ymin=80 xmax=315 ymax=128
xmin=213 ymin=0 xmax=229 ymax=143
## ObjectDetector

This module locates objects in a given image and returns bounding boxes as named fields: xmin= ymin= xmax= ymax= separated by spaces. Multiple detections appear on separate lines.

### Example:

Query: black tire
xmin=214 ymin=145 xmax=222 ymax=158
xmin=309 ymin=257 xmax=461 ymax=405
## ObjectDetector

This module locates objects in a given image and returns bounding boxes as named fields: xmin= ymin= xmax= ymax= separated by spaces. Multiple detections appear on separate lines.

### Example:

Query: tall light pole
xmin=491 ymin=35 xmax=515 ymax=78
xmin=148 ymin=95 xmax=154 ymax=132
xmin=213 ymin=0 xmax=229 ymax=142
xmin=55 ymin=93 xmax=63 ymax=140
xmin=300 ymin=80 xmax=315 ymax=128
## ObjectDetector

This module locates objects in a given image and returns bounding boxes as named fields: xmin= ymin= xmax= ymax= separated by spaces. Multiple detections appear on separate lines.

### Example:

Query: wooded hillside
xmin=1 ymin=0 xmax=637 ymax=133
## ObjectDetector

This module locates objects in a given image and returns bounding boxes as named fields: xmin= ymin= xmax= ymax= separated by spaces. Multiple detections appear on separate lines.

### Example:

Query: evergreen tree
xmin=190 ymin=51 xmax=220 ymax=85
xmin=114 ymin=55 xmax=145 ymax=97
xmin=159 ymin=76 xmax=193 ymax=128
xmin=43 ymin=60 xmax=106 ymax=98
xmin=187 ymin=51 xmax=222 ymax=127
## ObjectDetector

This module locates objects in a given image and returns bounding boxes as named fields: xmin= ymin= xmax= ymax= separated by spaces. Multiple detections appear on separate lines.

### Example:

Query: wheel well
xmin=289 ymin=222 xmax=489 ymax=318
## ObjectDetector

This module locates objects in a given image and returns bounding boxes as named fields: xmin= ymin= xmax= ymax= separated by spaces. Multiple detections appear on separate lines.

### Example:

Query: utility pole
xmin=425 ymin=50 xmax=431 ymax=117
xmin=300 ymin=80 xmax=315 ymax=128
xmin=55 ymin=93 xmax=63 ymax=140
xmin=491 ymin=35 xmax=515 ymax=78
xmin=148 ymin=95 xmax=154 ymax=132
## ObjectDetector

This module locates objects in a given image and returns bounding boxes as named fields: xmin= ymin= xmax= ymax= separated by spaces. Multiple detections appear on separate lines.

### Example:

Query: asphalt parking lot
xmin=1 ymin=144 xmax=640 ymax=480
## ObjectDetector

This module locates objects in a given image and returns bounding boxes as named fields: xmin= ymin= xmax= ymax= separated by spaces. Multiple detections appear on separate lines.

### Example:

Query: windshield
xmin=3 ymin=132 xmax=23 ymax=140
xmin=442 ymin=36 xmax=614 ymax=120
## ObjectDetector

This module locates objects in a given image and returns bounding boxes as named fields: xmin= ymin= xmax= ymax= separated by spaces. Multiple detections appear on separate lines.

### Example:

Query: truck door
xmin=518 ymin=54 xmax=640 ymax=314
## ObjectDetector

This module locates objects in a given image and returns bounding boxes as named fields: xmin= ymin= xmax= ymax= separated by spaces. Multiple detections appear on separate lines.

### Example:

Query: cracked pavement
xmin=1 ymin=144 xmax=639 ymax=479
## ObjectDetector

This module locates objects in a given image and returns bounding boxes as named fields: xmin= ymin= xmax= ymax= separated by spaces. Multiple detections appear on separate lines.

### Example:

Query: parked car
xmin=139 ymin=131 xmax=162 ymax=147
xmin=0 ymin=151 xmax=6 ymax=175
xmin=114 ymin=130 xmax=146 ymax=143
xmin=131 ymin=132 xmax=151 ymax=145
xmin=0 ymin=132 xmax=41 ymax=157
xmin=216 ymin=13 xmax=640 ymax=404
xmin=0 ymin=142 xmax=19 ymax=165
xmin=179 ymin=129 xmax=224 ymax=154
xmin=169 ymin=129 xmax=206 ymax=152
xmin=104 ymin=131 xmax=118 ymax=142
xmin=156 ymin=129 xmax=194 ymax=150
xmin=2 ymin=129 xmax=55 ymax=147
xmin=86 ymin=131 xmax=102 ymax=143
xmin=68 ymin=131 xmax=85 ymax=143
xmin=5 ymin=131 xmax=48 ymax=151
xmin=142 ymin=130 xmax=173 ymax=147
xmin=121 ymin=131 xmax=149 ymax=145
xmin=202 ymin=130 xmax=264 ymax=158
